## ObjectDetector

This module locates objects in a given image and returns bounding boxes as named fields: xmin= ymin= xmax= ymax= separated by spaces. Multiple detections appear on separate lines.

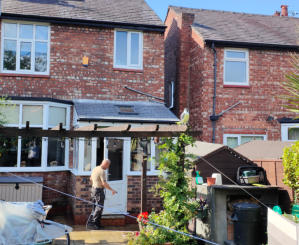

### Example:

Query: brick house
xmin=0 ymin=0 xmax=178 ymax=225
xmin=164 ymin=5 xmax=299 ymax=147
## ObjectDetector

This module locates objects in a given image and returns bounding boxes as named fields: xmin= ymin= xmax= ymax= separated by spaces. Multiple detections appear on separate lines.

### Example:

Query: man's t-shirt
xmin=91 ymin=166 xmax=107 ymax=188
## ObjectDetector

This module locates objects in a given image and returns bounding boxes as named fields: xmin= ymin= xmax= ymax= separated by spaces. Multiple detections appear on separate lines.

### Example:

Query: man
xmin=86 ymin=159 xmax=117 ymax=230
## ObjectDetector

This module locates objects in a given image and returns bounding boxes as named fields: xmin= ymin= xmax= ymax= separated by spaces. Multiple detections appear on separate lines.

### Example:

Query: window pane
xmin=240 ymin=136 xmax=264 ymax=145
xmin=0 ymin=137 xmax=18 ymax=167
xmin=130 ymin=33 xmax=139 ymax=65
xmin=107 ymin=139 xmax=123 ymax=181
xmin=226 ymin=51 xmax=246 ymax=59
xmin=115 ymin=31 xmax=127 ymax=66
xmin=20 ymin=42 xmax=32 ymax=70
xmin=131 ymin=138 xmax=151 ymax=171
xmin=22 ymin=105 xmax=43 ymax=125
xmin=73 ymin=139 xmax=79 ymax=170
xmin=36 ymin=25 xmax=48 ymax=40
xmin=4 ymin=40 xmax=16 ymax=71
xmin=227 ymin=137 xmax=238 ymax=148
xmin=225 ymin=61 xmax=247 ymax=83
xmin=20 ymin=24 xmax=33 ymax=39
xmin=48 ymin=138 xmax=65 ymax=167
xmin=83 ymin=139 xmax=92 ymax=171
xmin=35 ymin=42 xmax=48 ymax=72
xmin=4 ymin=23 xmax=17 ymax=38
xmin=288 ymin=128 xmax=299 ymax=140
xmin=49 ymin=106 xmax=66 ymax=126
xmin=21 ymin=137 xmax=41 ymax=167
xmin=0 ymin=104 xmax=19 ymax=124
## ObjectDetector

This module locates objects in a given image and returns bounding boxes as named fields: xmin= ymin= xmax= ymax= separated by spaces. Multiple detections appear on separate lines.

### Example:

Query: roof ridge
xmin=169 ymin=5 xmax=299 ymax=20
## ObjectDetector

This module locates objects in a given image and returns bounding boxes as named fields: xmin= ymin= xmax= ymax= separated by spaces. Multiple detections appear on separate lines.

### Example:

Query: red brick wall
xmin=0 ymin=21 xmax=164 ymax=101
xmin=127 ymin=175 xmax=162 ymax=214
xmin=165 ymin=10 xmax=298 ymax=143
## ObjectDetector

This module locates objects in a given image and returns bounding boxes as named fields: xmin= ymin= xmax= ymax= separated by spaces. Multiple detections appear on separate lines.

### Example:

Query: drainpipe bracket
xmin=210 ymin=115 xmax=220 ymax=122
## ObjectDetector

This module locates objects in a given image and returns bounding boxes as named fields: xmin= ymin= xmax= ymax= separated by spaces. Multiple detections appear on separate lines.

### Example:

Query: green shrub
xmin=282 ymin=141 xmax=299 ymax=203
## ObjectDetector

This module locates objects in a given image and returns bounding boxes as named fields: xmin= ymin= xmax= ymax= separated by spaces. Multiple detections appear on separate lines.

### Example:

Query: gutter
xmin=206 ymin=39 xmax=299 ymax=50
xmin=78 ymin=118 xmax=179 ymax=124
xmin=0 ymin=13 xmax=166 ymax=33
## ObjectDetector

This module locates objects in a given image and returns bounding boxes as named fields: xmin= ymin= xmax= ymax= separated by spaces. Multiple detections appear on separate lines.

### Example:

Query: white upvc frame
xmin=0 ymin=100 xmax=71 ymax=171
xmin=113 ymin=29 xmax=143 ymax=70
xmin=1 ymin=20 xmax=50 ymax=75
xmin=127 ymin=137 xmax=160 ymax=176
xmin=281 ymin=123 xmax=299 ymax=141
xmin=223 ymin=133 xmax=267 ymax=147
xmin=223 ymin=48 xmax=249 ymax=86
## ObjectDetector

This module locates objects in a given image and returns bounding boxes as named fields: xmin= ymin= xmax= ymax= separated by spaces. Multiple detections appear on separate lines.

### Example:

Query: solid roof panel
xmin=170 ymin=6 xmax=299 ymax=47
xmin=73 ymin=100 xmax=179 ymax=123
xmin=235 ymin=140 xmax=294 ymax=160
xmin=2 ymin=0 xmax=164 ymax=27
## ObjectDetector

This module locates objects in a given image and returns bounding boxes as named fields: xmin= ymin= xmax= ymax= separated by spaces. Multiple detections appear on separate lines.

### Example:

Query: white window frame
xmin=128 ymin=137 xmax=159 ymax=176
xmin=223 ymin=134 xmax=267 ymax=147
xmin=281 ymin=123 xmax=299 ymax=141
xmin=223 ymin=48 xmax=249 ymax=86
xmin=1 ymin=20 xmax=50 ymax=75
xmin=113 ymin=29 xmax=143 ymax=70
xmin=0 ymin=101 xmax=70 ymax=171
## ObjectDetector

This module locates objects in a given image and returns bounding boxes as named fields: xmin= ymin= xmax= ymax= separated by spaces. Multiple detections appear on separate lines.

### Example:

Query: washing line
xmin=5 ymin=172 xmax=219 ymax=245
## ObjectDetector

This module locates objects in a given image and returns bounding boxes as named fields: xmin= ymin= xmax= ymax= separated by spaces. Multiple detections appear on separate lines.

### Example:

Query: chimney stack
xmin=274 ymin=11 xmax=281 ymax=16
xmin=281 ymin=5 xmax=288 ymax=16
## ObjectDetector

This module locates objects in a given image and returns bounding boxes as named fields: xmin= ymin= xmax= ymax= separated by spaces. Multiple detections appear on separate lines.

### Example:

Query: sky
xmin=145 ymin=0 xmax=299 ymax=22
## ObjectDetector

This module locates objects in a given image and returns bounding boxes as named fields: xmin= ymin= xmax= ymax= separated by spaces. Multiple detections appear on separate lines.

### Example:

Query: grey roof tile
xmin=1 ymin=0 xmax=163 ymax=27
xmin=73 ymin=100 xmax=179 ymax=123
xmin=170 ymin=6 xmax=299 ymax=47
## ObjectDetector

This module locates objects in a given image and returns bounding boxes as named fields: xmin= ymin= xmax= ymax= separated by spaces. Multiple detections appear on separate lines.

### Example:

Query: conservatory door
xmin=103 ymin=138 xmax=128 ymax=214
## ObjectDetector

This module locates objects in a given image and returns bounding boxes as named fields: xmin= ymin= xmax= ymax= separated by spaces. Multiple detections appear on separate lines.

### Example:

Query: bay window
xmin=1 ymin=21 xmax=50 ymax=74
xmin=0 ymin=101 xmax=70 ymax=170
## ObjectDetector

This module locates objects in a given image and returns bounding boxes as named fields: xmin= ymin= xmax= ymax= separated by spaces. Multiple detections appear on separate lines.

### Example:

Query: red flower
xmin=135 ymin=231 xmax=140 ymax=236
xmin=137 ymin=212 xmax=149 ymax=224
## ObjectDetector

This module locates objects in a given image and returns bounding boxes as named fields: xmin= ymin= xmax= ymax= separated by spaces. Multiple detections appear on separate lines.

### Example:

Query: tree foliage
xmin=281 ymin=54 xmax=299 ymax=114
xmin=129 ymin=133 xmax=200 ymax=245
xmin=282 ymin=141 xmax=299 ymax=203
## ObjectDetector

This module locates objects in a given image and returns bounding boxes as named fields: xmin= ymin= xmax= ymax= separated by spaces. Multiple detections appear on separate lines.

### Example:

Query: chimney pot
xmin=281 ymin=5 xmax=288 ymax=16
xmin=274 ymin=11 xmax=281 ymax=16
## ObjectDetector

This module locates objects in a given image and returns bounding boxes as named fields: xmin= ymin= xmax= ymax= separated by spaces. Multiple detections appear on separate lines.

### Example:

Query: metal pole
xmin=141 ymin=155 xmax=147 ymax=213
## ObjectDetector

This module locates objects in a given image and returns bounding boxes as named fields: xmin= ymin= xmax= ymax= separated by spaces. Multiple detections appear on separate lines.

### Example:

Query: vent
xmin=117 ymin=105 xmax=138 ymax=115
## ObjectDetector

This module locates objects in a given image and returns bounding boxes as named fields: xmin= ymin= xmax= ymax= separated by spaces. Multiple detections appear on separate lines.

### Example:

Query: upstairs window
xmin=1 ymin=21 xmax=50 ymax=75
xmin=114 ymin=30 xmax=143 ymax=69
xmin=224 ymin=49 xmax=249 ymax=86
xmin=224 ymin=134 xmax=266 ymax=148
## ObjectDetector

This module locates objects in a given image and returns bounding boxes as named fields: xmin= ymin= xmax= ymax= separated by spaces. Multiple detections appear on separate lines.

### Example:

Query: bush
xmin=282 ymin=141 xmax=299 ymax=203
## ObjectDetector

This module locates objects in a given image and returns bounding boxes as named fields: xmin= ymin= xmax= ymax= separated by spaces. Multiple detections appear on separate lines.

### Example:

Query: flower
xmin=135 ymin=231 xmax=140 ymax=237
xmin=137 ymin=212 xmax=149 ymax=224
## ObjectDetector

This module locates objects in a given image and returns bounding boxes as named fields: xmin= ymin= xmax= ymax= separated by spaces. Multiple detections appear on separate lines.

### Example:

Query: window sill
xmin=223 ymin=84 xmax=250 ymax=88
xmin=0 ymin=73 xmax=50 ymax=78
xmin=113 ymin=68 xmax=143 ymax=73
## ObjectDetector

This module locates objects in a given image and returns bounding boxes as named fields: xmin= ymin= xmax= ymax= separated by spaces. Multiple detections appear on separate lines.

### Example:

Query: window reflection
xmin=48 ymin=137 xmax=65 ymax=167
xmin=21 ymin=137 xmax=41 ymax=167
xmin=130 ymin=138 xmax=151 ymax=171
xmin=0 ymin=137 xmax=18 ymax=167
